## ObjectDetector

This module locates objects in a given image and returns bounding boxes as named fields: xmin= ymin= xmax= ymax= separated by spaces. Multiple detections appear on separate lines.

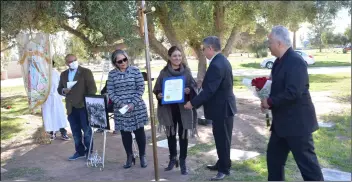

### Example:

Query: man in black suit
xmin=261 ymin=25 xmax=324 ymax=181
xmin=185 ymin=36 xmax=237 ymax=181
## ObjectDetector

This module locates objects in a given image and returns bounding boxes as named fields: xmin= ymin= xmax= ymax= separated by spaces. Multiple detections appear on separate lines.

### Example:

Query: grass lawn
xmin=226 ymin=49 xmax=351 ymax=69
xmin=1 ymin=96 xmax=30 ymax=140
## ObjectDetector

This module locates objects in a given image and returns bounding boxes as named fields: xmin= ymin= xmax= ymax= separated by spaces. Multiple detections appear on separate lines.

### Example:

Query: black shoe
xmin=123 ymin=154 xmax=135 ymax=169
xmin=140 ymin=155 xmax=147 ymax=168
xmin=179 ymin=159 xmax=188 ymax=175
xmin=164 ymin=155 xmax=179 ymax=171
xmin=206 ymin=164 xmax=218 ymax=171
xmin=210 ymin=172 xmax=226 ymax=181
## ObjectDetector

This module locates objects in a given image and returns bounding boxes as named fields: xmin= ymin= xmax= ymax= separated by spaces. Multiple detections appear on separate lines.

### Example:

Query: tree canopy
xmin=1 ymin=1 xmax=348 ymax=77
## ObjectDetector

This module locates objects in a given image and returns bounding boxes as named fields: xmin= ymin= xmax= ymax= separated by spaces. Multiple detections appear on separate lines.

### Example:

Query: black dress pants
xmin=267 ymin=130 xmax=324 ymax=181
xmin=212 ymin=116 xmax=234 ymax=174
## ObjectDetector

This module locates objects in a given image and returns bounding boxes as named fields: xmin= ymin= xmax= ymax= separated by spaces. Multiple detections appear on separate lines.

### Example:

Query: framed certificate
xmin=162 ymin=76 xmax=185 ymax=104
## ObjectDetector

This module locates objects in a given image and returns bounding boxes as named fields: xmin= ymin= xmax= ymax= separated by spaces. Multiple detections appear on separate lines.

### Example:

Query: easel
xmin=86 ymin=54 xmax=110 ymax=171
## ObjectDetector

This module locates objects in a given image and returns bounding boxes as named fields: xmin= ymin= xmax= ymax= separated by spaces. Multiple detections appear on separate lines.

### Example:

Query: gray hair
xmin=203 ymin=36 xmax=221 ymax=51
xmin=111 ymin=49 xmax=129 ymax=65
xmin=271 ymin=25 xmax=292 ymax=47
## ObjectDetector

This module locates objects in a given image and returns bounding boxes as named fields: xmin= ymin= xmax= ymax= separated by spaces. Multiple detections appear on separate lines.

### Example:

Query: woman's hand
xmin=184 ymin=88 xmax=190 ymax=95
xmin=128 ymin=103 xmax=134 ymax=112
xmin=157 ymin=93 xmax=163 ymax=99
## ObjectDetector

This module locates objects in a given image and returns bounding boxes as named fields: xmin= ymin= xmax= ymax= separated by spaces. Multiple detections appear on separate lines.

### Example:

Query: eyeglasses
xmin=114 ymin=57 xmax=128 ymax=64
xmin=201 ymin=46 xmax=208 ymax=51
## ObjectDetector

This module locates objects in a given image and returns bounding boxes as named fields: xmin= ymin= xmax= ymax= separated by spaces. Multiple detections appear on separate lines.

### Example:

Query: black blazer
xmin=269 ymin=47 xmax=318 ymax=137
xmin=191 ymin=53 xmax=237 ymax=121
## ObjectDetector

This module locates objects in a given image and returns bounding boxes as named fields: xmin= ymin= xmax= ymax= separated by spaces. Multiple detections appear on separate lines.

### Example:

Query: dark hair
xmin=167 ymin=46 xmax=182 ymax=65
xmin=111 ymin=49 xmax=129 ymax=67
xmin=52 ymin=60 xmax=55 ymax=67
xmin=203 ymin=36 xmax=221 ymax=51
xmin=65 ymin=54 xmax=76 ymax=61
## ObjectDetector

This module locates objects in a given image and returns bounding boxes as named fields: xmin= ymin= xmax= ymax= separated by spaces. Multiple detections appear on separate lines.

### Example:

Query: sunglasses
xmin=114 ymin=57 xmax=128 ymax=64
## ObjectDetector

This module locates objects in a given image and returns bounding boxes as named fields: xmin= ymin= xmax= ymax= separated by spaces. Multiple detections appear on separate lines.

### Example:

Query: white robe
xmin=41 ymin=68 xmax=68 ymax=132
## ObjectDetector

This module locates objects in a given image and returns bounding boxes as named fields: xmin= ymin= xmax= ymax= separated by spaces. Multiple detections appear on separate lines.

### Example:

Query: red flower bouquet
xmin=242 ymin=77 xmax=272 ymax=127
xmin=251 ymin=77 xmax=270 ymax=91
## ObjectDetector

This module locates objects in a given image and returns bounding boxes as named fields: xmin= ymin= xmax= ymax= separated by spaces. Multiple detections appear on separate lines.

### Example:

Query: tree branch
xmin=0 ymin=44 xmax=16 ymax=52
xmin=59 ymin=21 xmax=93 ymax=48
xmin=90 ymin=43 xmax=126 ymax=53
xmin=154 ymin=3 xmax=188 ymax=65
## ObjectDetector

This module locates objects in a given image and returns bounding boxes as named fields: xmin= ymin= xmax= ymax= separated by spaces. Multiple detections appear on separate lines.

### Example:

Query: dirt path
xmin=1 ymin=91 xmax=349 ymax=181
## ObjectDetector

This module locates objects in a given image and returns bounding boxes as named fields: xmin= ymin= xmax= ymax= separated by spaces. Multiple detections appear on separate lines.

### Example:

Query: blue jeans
xmin=68 ymin=107 xmax=93 ymax=155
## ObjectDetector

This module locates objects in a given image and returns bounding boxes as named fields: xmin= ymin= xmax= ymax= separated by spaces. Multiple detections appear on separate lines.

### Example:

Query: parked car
xmin=260 ymin=50 xmax=315 ymax=69
xmin=343 ymin=45 xmax=351 ymax=53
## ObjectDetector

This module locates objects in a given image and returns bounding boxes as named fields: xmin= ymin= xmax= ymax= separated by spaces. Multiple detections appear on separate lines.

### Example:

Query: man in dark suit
xmin=261 ymin=26 xmax=324 ymax=181
xmin=185 ymin=36 xmax=237 ymax=181
xmin=58 ymin=54 xmax=97 ymax=161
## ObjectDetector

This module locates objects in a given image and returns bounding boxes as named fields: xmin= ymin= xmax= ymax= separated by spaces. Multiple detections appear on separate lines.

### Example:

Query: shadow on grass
xmin=1 ymin=95 xmax=42 ymax=140
xmin=1 ymin=116 xmax=24 ymax=140
xmin=1 ymin=95 xmax=30 ymax=116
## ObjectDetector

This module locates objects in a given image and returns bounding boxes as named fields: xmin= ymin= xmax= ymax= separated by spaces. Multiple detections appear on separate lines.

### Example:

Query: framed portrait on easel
xmin=84 ymin=95 xmax=110 ymax=130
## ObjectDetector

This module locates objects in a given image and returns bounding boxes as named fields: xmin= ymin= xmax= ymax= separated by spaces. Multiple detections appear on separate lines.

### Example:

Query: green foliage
xmin=1 ymin=1 xmax=140 ymax=55
xmin=65 ymin=35 xmax=89 ymax=62
xmin=308 ymin=1 xmax=344 ymax=51
xmin=245 ymin=24 xmax=268 ymax=58
xmin=259 ymin=1 xmax=316 ymax=31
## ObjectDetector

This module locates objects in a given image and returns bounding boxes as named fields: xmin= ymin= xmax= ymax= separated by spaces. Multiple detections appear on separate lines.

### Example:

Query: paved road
xmin=1 ymin=66 xmax=350 ymax=88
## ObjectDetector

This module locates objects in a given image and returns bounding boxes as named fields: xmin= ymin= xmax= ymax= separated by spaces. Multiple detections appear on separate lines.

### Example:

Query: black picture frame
xmin=84 ymin=94 xmax=110 ymax=130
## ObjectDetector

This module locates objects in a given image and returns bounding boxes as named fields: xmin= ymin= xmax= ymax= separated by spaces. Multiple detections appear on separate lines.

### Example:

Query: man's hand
xmin=63 ymin=88 xmax=71 ymax=95
xmin=157 ymin=93 xmax=163 ymax=99
xmin=261 ymin=99 xmax=270 ymax=109
xmin=184 ymin=88 xmax=190 ymax=95
xmin=261 ymin=106 xmax=266 ymax=113
xmin=184 ymin=101 xmax=193 ymax=110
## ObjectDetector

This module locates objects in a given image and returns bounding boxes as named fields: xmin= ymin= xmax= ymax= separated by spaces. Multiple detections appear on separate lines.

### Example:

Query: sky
xmin=295 ymin=8 xmax=351 ymax=47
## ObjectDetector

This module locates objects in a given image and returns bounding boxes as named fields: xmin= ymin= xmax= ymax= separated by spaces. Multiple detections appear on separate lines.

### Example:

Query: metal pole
xmin=141 ymin=0 xmax=159 ymax=181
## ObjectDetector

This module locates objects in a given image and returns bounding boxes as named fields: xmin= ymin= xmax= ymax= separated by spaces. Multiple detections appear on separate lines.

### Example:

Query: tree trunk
xmin=156 ymin=3 xmax=188 ymax=66
xmin=191 ymin=43 xmax=207 ymax=81
xmin=213 ymin=2 xmax=225 ymax=41
xmin=319 ymin=36 xmax=322 ymax=52
xmin=135 ymin=9 xmax=169 ymax=63
xmin=148 ymin=34 xmax=169 ymax=61
xmin=222 ymin=26 xmax=239 ymax=57
xmin=293 ymin=31 xmax=296 ymax=49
